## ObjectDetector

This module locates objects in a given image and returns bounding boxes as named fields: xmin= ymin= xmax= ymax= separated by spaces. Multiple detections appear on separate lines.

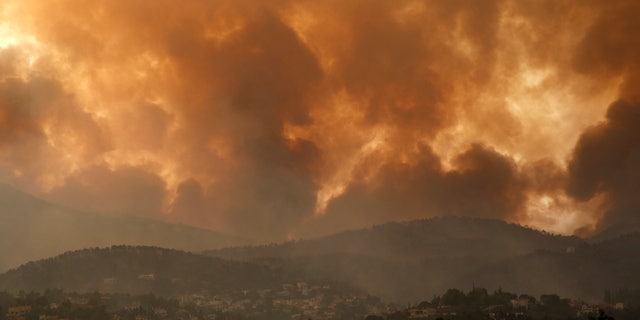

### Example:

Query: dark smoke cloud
xmin=48 ymin=165 xmax=167 ymax=217
xmin=171 ymin=178 xmax=210 ymax=226
xmin=445 ymin=144 xmax=525 ymax=217
xmin=166 ymin=8 xmax=323 ymax=239
xmin=0 ymin=0 xmax=636 ymax=239
xmin=573 ymin=0 xmax=640 ymax=99
xmin=0 ymin=47 xmax=107 ymax=190
xmin=301 ymin=144 xmax=526 ymax=237
xmin=565 ymin=0 xmax=640 ymax=232
xmin=567 ymin=100 xmax=640 ymax=230
xmin=7 ymin=0 xmax=324 ymax=240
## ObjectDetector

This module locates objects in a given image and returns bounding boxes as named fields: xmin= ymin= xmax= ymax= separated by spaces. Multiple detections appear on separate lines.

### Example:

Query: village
xmin=0 ymin=283 xmax=632 ymax=320
xmin=0 ymin=281 xmax=388 ymax=320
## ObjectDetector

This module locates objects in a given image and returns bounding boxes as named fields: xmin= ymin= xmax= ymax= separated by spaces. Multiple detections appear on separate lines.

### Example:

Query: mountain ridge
xmin=462 ymin=231 xmax=640 ymax=301
xmin=0 ymin=184 xmax=250 ymax=272
xmin=0 ymin=245 xmax=282 ymax=295
xmin=204 ymin=216 xmax=585 ymax=302
xmin=206 ymin=216 xmax=583 ymax=260
xmin=2 ymin=217 xmax=639 ymax=304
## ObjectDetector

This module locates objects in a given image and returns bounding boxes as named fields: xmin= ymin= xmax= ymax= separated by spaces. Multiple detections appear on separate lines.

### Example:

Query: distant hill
xmin=463 ymin=232 xmax=640 ymax=301
xmin=6 ymin=214 xmax=634 ymax=304
xmin=589 ymin=222 xmax=640 ymax=243
xmin=0 ymin=184 xmax=249 ymax=272
xmin=0 ymin=246 xmax=281 ymax=294
xmin=205 ymin=217 xmax=585 ymax=302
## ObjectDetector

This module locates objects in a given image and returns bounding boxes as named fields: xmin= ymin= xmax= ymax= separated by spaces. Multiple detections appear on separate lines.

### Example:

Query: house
xmin=510 ymin=297 xmax=530 ymax=309
xmin=408 ymin=307 xmax=436 ymax=318
xmin=137 ymin=273 xmax=155 ymax=280
xmin=577 ymin=304 xmax=597 ymax=316
xmin=282 ymin=283 xmax=296 ymax=293
xmin=8 ymin=306 xmax=32 ymax=317
xmin=153 ymin=308 xmax=168 ymax=318
xmin=103 ymin=277 xmax=117 ymax=285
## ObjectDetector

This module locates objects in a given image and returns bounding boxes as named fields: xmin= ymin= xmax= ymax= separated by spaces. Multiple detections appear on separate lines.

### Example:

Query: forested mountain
xmin=589 ymin=222 xmax=640 ymax=243
xmin=0 ymin=184 xmax=248 ymax=272
xmin=463 ymin=232 xmax=640 ymax=301
xmin=0 ymin=246 xmax=281 ymax=295
xmin=205 ymin=217 xmax=585 ymax=302
xmin=3 ymin=216 xmax=638 ymax=304
xmin=209 ymin=217 xmax=582 ymax=261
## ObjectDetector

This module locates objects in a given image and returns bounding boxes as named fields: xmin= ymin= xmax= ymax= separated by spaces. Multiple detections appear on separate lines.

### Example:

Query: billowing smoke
xmin=0 ymin=0 xmax=637 ymax=240
xmin=567 ymin=100 xmax=640 ymax=230
xmin=564 ymin=0 xmax=640 ymax=233
xmin=295 ymin=143 xmax=528 ymax=238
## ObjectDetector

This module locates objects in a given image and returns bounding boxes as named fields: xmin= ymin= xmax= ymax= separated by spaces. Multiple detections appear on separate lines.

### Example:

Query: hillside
xmin=0 ymin=184 xmax=248 ymax=272
xmin=589 ymin=222 xmax=640 ymax=243
xmin=5 ymin=216 xmax=634 ymax=304
xmin=205 ymin=217 xmax=585 ymax=302
xmin=463 ymin=232 xmax=640 ymax=301
xmin=0 ymin=246 xmax=282 ymax=295
xmin=209 ymin=217 xmax=582 ymax=260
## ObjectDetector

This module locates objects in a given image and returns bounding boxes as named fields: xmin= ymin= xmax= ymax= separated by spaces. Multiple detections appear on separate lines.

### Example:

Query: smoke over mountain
xmin=0 ymin=0 xmax=638 ymax=240
xmin=567 ymin=100 xmax=640 ymax=231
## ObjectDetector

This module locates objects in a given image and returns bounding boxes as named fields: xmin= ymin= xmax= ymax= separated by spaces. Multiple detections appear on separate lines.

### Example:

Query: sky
xmin=0 ymin=0 xmax=638 ymax=241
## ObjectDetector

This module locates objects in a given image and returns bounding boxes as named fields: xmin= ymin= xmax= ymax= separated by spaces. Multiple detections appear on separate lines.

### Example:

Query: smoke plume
xmin=0 ymin=0 xmax=637 ymax=240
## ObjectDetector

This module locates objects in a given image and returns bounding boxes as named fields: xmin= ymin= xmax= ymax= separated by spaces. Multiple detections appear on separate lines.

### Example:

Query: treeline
xmin=0 ymin=246 xmax=283 ymax=295
xmin=0 ymin=290 xmax=109 ymax=320
xmin=431 ymin=287 xmax=526 ymax=307
xmin=430 ymin=288 xmax=575 ymax=319
xmin=0 ymin=289 xmax=204 ymax=320
xmin=378 ymin=287 xmax=625 ymax=320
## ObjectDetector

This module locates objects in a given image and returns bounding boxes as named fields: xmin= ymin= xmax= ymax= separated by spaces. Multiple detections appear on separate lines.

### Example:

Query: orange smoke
xmin=0 ymin=0 xmax=637 ymax=240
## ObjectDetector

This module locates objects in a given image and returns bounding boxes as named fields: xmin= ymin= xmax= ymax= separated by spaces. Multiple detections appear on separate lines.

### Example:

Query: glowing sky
xmin=0 ymin=0 xmax=639 ymax=240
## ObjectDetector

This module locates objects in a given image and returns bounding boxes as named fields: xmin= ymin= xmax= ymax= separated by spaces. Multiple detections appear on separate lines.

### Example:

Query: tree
xmin=441 ymin=288 xmax=466 ymax=306
xmin=589 ymin=309 xmax=615 ymax=320
xmin=467 ymin=287 xmax=489 ymax=307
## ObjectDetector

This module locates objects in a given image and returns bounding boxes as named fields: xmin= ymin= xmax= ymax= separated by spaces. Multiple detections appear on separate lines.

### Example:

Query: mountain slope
xmin=3 ymin=217 xmax=633 ymax=304
xmin=209 ymin=217 xmax=582 ymax=260
xmin=463 ymin=232 xmax=640 ymax=301
xmin=589 ymin=222 xmax=640 ymax=243
xmin=0 ymin=246 xmax=281 ymax=294
xmin=0 ymin=184 xmax=248 ymax=272
xmin=205 ymin=217 xmax=585 ymax=302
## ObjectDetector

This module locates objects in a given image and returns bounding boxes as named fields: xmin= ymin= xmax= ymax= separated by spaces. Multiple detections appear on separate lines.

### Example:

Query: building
xmin=138 ymin=273 xmax=155 ymax=280
xmin=510 ymin=297 xmax=530 ymax=309
xmin=7 ymin=305 xmax=32 ymax=318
